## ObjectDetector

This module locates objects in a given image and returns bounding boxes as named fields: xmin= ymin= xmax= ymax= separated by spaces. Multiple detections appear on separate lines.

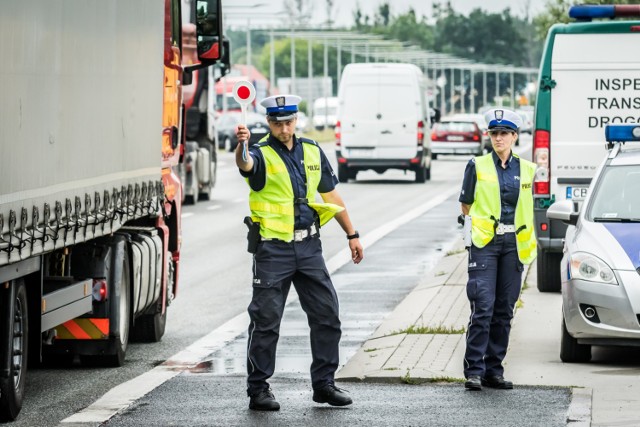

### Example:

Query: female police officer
xmin=458 ymin=108 xmax=537 ymax=391
xmin=235 ymin=95 xmax=364 ymax=410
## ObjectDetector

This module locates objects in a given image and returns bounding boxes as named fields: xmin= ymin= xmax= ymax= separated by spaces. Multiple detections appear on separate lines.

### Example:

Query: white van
xmin=335 ymin=63 xmax=432 ymax=183
xmin=312 ymin=97 xmax=338 ymax=129
xmin=532 ymin=5 xmax=640 ymax=292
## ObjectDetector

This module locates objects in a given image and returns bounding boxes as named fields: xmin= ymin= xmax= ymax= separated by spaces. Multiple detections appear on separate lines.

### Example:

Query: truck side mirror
xmin=194 ymin=0 xmax=222 ymax=62
xmin=546 ymin=199 xmax=579 ymax=226
xmin=219 ymin=38 xmax=231 ymax=77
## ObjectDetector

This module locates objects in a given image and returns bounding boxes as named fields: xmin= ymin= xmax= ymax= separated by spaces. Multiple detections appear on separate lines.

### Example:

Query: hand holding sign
xmin=233 ymin=81 xmax=256 ymax=161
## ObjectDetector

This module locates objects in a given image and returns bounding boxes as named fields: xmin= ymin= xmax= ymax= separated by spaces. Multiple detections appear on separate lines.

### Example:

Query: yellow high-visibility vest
xmin=469 ymin=153 xmax=537 ymax=264
xmin=247 ymin=138 xmax=344 ymax=242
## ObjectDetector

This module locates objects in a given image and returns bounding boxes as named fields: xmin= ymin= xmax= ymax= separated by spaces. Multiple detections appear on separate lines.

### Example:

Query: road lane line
xmin=181 ymin=212 xmax=194 ymax=219
xmin=59 ymin=184 xmax=459 ymax=426
xmin=207 ymin=205 xmax=221 ymax=211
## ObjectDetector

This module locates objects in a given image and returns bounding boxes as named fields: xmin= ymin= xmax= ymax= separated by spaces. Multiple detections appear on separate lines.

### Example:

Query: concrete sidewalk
xmin=336 ymin=239 xmax=592 ymax=426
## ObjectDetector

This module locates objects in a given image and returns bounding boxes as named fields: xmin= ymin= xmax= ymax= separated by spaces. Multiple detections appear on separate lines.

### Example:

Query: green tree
xmin=534 ymin=0 xmax=638 ymax=40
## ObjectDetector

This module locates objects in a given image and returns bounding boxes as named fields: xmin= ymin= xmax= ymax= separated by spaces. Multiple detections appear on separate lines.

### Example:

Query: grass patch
xmin=384 ymin=367 xmax=399 ymax=371
xmin=392 ymin=325 xmax=466 ymax=335
xmin=427 ymin=376 xmax=465 ymax=384
xmin=300 ymin=128 xmax=335 ymax=143
xmin=516 ymin=298 xmax=524 ymax=309
xmin=364 ymin=348 xmax=378 ymax=353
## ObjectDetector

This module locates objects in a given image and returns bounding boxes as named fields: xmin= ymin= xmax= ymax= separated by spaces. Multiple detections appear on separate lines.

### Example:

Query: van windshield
xmin=343 ymin=83 xmax=418 ymax=120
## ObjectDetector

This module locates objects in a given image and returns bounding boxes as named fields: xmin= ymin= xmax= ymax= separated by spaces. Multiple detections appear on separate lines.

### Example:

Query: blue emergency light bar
xmin=605 ymin=124 xmax=640 ymax=143
xmin=569 ymin=5 xmax=640 ymax=21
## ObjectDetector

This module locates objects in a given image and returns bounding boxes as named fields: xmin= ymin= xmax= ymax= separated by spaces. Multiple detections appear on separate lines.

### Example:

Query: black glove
xmin=457 ymin=214 xmax=465 ymax=226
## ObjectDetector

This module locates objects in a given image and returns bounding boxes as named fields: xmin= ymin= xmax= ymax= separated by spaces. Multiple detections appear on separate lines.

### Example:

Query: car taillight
xmin=533 ymin=129 xmax=550 ymax=195
xmin=431 ymin=131 xmax=437 ymax=141
xmin=472 ymin=133 xmax=480 ymax=142
xmin=335 ymin=120 xmax=341 ymax=146
xmin=417 ymin=121 xmax=425 ymax=146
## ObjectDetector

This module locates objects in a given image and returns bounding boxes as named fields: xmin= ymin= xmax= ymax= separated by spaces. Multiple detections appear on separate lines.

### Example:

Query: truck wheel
xmin=337 ymin=164 xmax=349 ymax=183
xmin=560 ymin=317 xmax=591 ymax=363
xmin=131 ymin=286 xmax=167 ymax=343
xmin=0 ymin=279 xmax=28 ymax=422
xmin=198 ymin=145 xmax=217 ymax=202
xmin=537 ymin=248 xmax=562 ymax=292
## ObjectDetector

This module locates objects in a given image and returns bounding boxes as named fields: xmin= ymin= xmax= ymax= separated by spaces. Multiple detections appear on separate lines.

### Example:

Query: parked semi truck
xmin=179 ymin=13 xmax=230 ymax=205
xmin=0 ymin=0 xmax=224 ymax=421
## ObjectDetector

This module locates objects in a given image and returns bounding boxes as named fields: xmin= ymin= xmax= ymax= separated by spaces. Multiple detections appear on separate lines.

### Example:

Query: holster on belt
xmin=244 ymin=216 xmax=261 ymax=254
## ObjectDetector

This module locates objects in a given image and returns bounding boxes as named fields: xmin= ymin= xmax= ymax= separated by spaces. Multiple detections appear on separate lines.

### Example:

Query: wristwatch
xmin=346 ymin=231 xmax=360 ymax=240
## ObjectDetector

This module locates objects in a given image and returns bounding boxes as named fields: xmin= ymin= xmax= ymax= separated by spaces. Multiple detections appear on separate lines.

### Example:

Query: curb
xmin=567 ymin=387 xmax=593 ymax=427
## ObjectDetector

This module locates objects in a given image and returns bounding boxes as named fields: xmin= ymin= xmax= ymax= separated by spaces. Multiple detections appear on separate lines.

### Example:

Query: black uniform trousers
xmin=463 ymin=232 xmax=523 ymax=379
xmin=246 ymin=235 xmax=341 ymax=396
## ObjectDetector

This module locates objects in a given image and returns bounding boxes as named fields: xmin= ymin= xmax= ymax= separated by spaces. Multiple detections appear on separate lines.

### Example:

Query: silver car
xmin=547 ymin=124 xmax=640 ymax=362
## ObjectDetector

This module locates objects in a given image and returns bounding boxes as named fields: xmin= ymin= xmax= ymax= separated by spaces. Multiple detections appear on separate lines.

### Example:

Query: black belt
xmin=262 ymin=223 xmax=319 ymax=242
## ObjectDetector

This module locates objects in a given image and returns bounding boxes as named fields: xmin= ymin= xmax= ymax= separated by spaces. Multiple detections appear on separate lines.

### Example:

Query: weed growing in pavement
xmin=384 ymin=367 xmax=400 ymax=371
xmin=392 ymin=324 xmax=466 ymax=335
xmin=435 ymin=271 xmax=447 ymax=276
xmin=516 ymin=298 xmax=524 ymax=309
xmin=401 ymin=369 xmax=419 ymax=385
xmin=445 ymin=248 xmax=466 ymax=256
xmin=364 ymin=348 xmax=378 ymax=353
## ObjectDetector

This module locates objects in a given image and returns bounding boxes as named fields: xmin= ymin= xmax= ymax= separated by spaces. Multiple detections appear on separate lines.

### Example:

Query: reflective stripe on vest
xmin=248 ymin=139 xmax=344 ymax=242
xmin=469 ymin=153 xmax=537 ymax=264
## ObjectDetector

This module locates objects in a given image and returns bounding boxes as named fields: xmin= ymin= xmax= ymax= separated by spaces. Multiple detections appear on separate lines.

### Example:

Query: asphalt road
xmin=14 ymin=141 xmax=479 ymax=426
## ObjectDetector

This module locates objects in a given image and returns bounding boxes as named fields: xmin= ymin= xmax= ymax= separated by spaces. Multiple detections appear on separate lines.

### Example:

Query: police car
xmin=547 ymin=124 xmax=640 ymax=362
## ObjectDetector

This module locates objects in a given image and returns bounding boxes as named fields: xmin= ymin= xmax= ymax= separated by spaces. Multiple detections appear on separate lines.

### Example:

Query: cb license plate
xmin=566 ymin=186 xmax=588 ymax=201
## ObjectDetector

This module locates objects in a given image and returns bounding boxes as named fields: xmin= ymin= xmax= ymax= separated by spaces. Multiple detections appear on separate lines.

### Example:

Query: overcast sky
xmin=224 ymin=0 xmax=549 ymax=27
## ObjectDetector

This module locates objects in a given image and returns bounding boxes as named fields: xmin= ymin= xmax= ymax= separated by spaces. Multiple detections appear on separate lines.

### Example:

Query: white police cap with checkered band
xmin=260 ymin=95 xmax=301 ymax=121
xmin=484 ymin=108 xmax=523 ymax=132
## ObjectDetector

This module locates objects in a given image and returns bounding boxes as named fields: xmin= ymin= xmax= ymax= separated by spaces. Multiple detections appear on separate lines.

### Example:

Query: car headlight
xmin=569 ymin=252 xmax=618 ymax=285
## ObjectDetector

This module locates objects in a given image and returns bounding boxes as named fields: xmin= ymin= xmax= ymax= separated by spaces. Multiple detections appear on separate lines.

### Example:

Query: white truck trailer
xmin=0 ymin=0 xmax=224 ymax=421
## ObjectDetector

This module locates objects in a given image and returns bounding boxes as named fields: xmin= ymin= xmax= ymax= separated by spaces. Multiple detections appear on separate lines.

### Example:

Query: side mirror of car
xmin=546 ymin=199 xmax=579 ymax=226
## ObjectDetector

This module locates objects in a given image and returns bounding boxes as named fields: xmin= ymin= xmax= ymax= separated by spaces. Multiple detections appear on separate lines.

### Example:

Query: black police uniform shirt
xmin=240 ymin=133 xmax=339 ymax=230
xmin=458 ymin=151 xmax=521 ymax=225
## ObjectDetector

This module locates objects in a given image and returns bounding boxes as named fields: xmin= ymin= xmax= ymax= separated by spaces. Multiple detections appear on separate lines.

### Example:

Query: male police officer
xmin=235 ymin=95 xmax=364 ymax=411
xmin=459 ymin=108 xmax=537 ymax=391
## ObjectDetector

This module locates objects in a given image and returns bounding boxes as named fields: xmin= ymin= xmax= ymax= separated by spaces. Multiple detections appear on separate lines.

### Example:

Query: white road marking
xmin=181 ymin=212 xmax=194 ymax=219
xmin=59 ymin=184 xmax=460 ymax=425
xmin=207 ymin=205 xmax=221 ymax=211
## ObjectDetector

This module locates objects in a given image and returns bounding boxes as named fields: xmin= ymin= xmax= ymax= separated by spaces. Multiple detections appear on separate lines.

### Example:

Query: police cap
xmin=260 ymin=95 xmax=301 ymax=121
xmin=484 ymin=108 xmax=522 ymax=132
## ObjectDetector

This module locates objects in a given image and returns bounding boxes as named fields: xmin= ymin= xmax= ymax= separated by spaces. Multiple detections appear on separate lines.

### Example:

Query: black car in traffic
xmin=216 ymin=111 xmax=269 ymax=151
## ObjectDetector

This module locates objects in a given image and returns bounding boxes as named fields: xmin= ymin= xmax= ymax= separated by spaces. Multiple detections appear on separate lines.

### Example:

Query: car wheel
xmin=537 ymin=248 xmax=562 ymax=292
xmin=415 ymin=164 xmax=427 ymax=183
xmin=337 ymin=164 xmax=349 ymax=183
xmin=560 ymin=317 xmax=591 ymax=363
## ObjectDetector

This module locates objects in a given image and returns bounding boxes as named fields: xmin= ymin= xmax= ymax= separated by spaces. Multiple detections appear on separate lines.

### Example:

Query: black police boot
xmin=312 ymin=383 xmax=353 ymax=406
xmin=464 ymin=375 xmax=482 ymax=391
xmin=481 ymin=375 xmax=513 ymax=389
xmin=249 ymin=389 xmax=280 ymax=411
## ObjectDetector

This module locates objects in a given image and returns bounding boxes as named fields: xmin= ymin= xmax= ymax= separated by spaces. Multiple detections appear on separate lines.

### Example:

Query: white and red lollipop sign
xmin=233 ymin=80 xmax=256 ymax=159
xmin=233 ymin=80 xmax=256 ymax=125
